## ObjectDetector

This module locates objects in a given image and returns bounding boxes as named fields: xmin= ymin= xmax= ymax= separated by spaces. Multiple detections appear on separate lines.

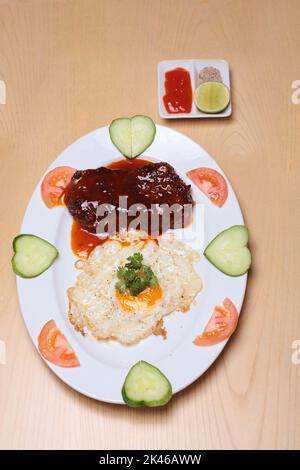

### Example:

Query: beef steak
xmin=64 ymin=162 xmax=194 ymax=235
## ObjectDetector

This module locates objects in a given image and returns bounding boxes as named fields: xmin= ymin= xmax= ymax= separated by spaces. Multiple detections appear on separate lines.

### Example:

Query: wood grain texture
xmin=0 ymin=0 xmax=300 ymax=450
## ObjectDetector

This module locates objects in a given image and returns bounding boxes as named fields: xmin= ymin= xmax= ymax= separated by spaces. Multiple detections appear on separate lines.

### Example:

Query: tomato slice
xmin=41 ymin=166 xmax=76 ymax=208
xmin=38 ymin=320 xmax=80 ymax=367
xmin=186 ymin=167 xmax=228 ymax=208
xmin=193 ymin=298 xmax=238 ymax=346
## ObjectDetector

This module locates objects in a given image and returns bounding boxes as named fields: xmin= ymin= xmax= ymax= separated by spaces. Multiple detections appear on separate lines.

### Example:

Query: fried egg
xmin=68 ymin=231 xmax=202 ymax=345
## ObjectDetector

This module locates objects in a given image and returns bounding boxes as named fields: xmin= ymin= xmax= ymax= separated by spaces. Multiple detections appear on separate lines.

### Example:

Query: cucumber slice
xmin=131 ymin=115 xmax=156 ymax=158
xmin=109 ymin=118 xmax=132 ymax=158
xmin=12 ymin=234 xmax=59 ymax=278
xmin=204 ymin=225 xmax=251 ymax=276
xmin=109 ymin=115 xmax=156 ymax=159
xmin=122 ymin=360 xmax=172 ymax=407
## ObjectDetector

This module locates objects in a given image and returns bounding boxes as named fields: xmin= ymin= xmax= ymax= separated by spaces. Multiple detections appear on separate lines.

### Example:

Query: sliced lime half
xmin=194 ymin=81 xmax=230 ymax=114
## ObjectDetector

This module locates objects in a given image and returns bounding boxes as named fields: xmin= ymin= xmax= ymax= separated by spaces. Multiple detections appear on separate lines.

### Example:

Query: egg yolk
xmin=116 ymin=284 xmax=162 ymax=313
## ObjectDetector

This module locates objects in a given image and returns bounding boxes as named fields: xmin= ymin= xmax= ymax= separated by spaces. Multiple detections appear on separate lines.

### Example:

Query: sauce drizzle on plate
xmin=70 ymin=220 xmax=106 ymax=259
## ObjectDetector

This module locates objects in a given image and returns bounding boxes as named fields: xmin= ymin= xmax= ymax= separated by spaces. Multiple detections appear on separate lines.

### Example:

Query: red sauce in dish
xmin=163 ymin=67 xmax=193 ymax=114
xmin=71 ymin=159 xmax=151 ymax=258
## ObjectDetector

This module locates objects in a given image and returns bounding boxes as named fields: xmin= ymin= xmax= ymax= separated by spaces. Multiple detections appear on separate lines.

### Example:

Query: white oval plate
xmin=16 ymin=125 xmax=247 ymax=404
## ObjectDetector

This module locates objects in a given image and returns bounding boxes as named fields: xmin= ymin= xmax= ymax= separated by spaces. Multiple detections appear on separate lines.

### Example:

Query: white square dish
xmin=157 ymin=59 xmax=231 ymax=119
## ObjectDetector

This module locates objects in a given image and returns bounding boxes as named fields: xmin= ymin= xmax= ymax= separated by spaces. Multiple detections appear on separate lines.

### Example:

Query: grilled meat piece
xmin=64 ymin=162 xmax=194 ymax=235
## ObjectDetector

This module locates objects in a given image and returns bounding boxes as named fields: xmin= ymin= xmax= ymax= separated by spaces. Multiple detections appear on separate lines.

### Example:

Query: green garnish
xmin=116 ymin=253 xmax=158 ymax=296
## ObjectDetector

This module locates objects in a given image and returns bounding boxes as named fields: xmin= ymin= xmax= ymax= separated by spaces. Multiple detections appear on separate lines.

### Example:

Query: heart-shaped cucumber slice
xmin=109 ymin=115 xmax=156 ymax=159
xmin=204 ymin=225 xmax=251 ymax=276
xmin=12 ymin=234 xmax=59 ymax=278
xmin=122 ymin=360 xmax=172 ymax=407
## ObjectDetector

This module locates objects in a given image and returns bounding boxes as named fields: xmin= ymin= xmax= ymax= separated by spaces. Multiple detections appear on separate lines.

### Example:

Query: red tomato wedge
xmin=193 ymin=298 xmax=238 ymax=346
xmin=186 ymin=167 xmax=228 ymax=207
xmin=38 ymin=320 xmax=80 ymax=367
xmin=41 ymin=166 xmax=76 ymax=208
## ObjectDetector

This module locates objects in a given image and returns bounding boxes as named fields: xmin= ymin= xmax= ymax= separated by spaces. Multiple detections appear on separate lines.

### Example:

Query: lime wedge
xmin=194 ymin=81 xmax=230 ymax=114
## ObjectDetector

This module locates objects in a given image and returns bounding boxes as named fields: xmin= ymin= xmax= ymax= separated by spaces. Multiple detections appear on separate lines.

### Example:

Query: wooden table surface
xmin=1 ymin=0 xmax=300 ymax=450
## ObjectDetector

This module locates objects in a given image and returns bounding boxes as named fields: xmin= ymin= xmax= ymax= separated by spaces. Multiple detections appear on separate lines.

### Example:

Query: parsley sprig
xmin=116 ymin=253 xmax=158 ymax=296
